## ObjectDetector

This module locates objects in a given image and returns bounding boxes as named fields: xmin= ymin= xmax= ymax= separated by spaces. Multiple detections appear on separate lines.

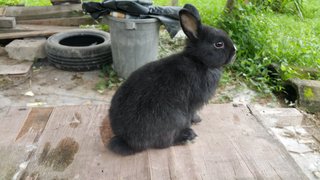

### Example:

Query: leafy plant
xmin=250 ymin=0 xmax=304 ymax=18
xmin=0 ymin=0 xmax=52 ymax=6
xmin=80 ymin=24 xmax=110 ymax=32
xmin=25 ymin=0 xmax=52 ymax=6
xmin=152 ymin=0 xmax=320 ymax=95
xmin=153 ymin=0 xmax=225 ymax=26
xmin=217 ymin=0 xmax=320 ymax=93
xmin=0 ymin=0 xmax=20 ymax=6
xmin=96 ymin=65 xmax=123 ymax=93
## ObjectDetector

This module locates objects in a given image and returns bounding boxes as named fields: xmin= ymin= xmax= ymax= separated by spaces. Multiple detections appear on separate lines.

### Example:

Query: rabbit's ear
xmin=179 ymin=5 xmax=202 ymax=42
xmin=183 ymin=4 xmax=201 ymax=21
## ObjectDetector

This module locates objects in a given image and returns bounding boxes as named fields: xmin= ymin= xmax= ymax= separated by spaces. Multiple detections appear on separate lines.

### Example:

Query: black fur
xmin=107 ymin=4 xmax=236 ymax=155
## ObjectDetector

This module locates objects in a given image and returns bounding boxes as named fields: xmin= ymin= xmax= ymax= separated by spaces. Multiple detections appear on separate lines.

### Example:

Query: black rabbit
xmin=107 ymin=4 xmax=236 ymax=155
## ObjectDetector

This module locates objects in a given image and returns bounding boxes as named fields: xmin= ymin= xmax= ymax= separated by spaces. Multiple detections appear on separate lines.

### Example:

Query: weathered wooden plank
xmin=15 ymin=10 xmax=84 ymax=21
xmin=0 ymin=55 xmax=33 ymax=90
xmin=0 ymin=56 xmax=33 ymax=75
xmin=0 ymin=24 xmax=77 ymax=40
xmin=0 ymin=17 xmax=16 ymax=28
xmin=23 ymin=105 xmax=110 ymax=179
xmin=22 ymin=104 xmax=307 ymax=179
xmin=18 ymin=16 xmax=96 ymax=26
xmin=0 ymin=30 xmax=57 ymax=40
xmin=0 ymin=107 xmax=31 ymax=180
xmin=0 ymin=107 xmax=31 ymax=146
xmin=0 ymin=107 xmax=53 ymax=179
xmin=4 ymin=4 xmax=81 ymax=17
xmin=15 ymin=107 xmax=53 ymax=142
xmin=0 ymin=7 xmax=6 ymax=16
xmin=196 ymin=104 xmax=306 ymax=179
xmin=51 ymin=0 xmax=81 ymax=5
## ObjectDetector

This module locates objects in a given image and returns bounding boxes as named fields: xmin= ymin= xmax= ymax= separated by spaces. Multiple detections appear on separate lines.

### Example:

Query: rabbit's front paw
xmin=175 ymin=128 xmax=197 ymax=145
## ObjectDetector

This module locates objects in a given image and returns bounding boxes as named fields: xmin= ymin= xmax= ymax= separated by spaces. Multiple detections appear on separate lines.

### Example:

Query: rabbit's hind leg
xmin=108 ymin=135 xmax=144 ymax=156
xmin=152 ymin=130 xmax=177 ymax=149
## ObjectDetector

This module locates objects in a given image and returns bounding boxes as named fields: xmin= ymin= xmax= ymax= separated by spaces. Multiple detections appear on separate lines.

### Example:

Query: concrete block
xmin=250 ymin=105 xmax=303 ymax=128
xmin=287 ymin=78 xmax=320 ymax=113
xmin=5 ymin=37 xmax=46 ymax=61
xmin=0 ymin=17 xmax=16 ymax=28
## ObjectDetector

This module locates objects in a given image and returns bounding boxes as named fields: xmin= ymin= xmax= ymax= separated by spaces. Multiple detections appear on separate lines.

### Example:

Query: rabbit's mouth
xmin=228 ymin=45 xmax=237 ymax=64
xmin=226 ymin=51 xmax=236 ymax=65
xmin=230 ymin=54 xmax=236 ymax=64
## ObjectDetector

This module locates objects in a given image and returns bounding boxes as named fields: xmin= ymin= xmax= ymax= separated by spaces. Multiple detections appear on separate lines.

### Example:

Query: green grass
xmin=154 ymin=0 xmax=320 ymax=94
xmin=153 ymin=0 xmax=226 ymax=26
xmin=262 ymin=12 xmax=320 ymax=77
xmin=23 ymin=0 xmax=52 ymax=6
xmin=217 ymin=0 xmax=320 ymax=92
xmin=0 ymin=0 xmax=52 ymax=6
xmin=0 ymin=0 xmax=20 ymax=6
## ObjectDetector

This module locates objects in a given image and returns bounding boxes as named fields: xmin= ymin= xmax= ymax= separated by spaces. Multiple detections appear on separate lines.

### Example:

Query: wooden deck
xmin=0 ymin=104 xmax=307 ymax=179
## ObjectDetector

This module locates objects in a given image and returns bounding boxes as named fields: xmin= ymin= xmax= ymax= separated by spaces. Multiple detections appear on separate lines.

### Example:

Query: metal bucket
xmin=103 ymin=16 xmax=160 ymax=78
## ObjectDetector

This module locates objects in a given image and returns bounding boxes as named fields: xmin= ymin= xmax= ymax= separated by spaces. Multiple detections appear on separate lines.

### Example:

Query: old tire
xmin=46 ymin=29 xmax=112 ymax=71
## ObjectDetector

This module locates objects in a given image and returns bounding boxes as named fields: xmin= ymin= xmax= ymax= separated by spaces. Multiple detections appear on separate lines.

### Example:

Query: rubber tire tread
xmin=46 ymin=29 xmax=112 ymax=71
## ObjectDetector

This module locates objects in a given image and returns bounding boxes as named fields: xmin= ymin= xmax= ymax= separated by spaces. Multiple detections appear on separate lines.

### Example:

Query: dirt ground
xmin=0 ymin=60 xmax=115 ymax=109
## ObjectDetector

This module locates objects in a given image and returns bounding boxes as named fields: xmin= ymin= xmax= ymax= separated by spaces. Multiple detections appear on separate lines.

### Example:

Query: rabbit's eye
xmin=214 ymin=42 xmax=224 ymax=49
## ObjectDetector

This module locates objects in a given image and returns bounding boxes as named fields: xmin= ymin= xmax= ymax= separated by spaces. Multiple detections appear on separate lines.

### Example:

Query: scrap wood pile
xmin=0 ymin=0 xmax=96 ymax=90
xmin=0 ymin=1 xmax=95 ymax=40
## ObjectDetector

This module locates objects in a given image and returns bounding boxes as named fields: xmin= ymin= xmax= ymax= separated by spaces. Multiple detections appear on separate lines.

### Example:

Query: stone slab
xmin=5 ymin=37 xmax=46 ymax=61
xmin=249 ymin=105 xmax=304 ymax=128
xmin=288 ymin=78 xmax=320 ymax=113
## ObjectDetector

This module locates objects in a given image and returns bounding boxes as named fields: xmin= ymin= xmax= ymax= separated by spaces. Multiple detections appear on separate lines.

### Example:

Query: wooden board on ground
xmin=4 ymin=4 xmax=82 ymax=19
xmin=0 ymin=24 xmax=79 ymax=40
xmin=0 ymin=107 xmax=53 ymax=179
xmin=18 ymin=16 xmax=96 ymax=26
xmin=0 ymin=55 xmax=33 ymax=75
xmin=0 ymin=55 xmax=33 ymax=90
xmin=0 ymin=17 xmax=16 ymax=28
xmin=0 ymin=104 xmax=308 ymax=179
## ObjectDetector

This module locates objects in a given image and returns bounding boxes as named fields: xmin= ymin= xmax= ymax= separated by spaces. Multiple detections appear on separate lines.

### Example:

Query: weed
xmin=96 ymin=65 xmax=123 ymax=93
xmin=80 ymin=24 xmax=110 ymax=32
xmin=153 ymin=0 xmax=225 ymax=26
xmin=158 ymin=28 xmax=185 ymax=58
xmin=251 ymin=0 xmax=304 ymax=18
xmin=22 ymin=0 xmax=52 ymax=6
xmin=217 ymin=0 xmax=320 ymax=93
xmin=0 ymin=0 xmax=20 ymax=5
